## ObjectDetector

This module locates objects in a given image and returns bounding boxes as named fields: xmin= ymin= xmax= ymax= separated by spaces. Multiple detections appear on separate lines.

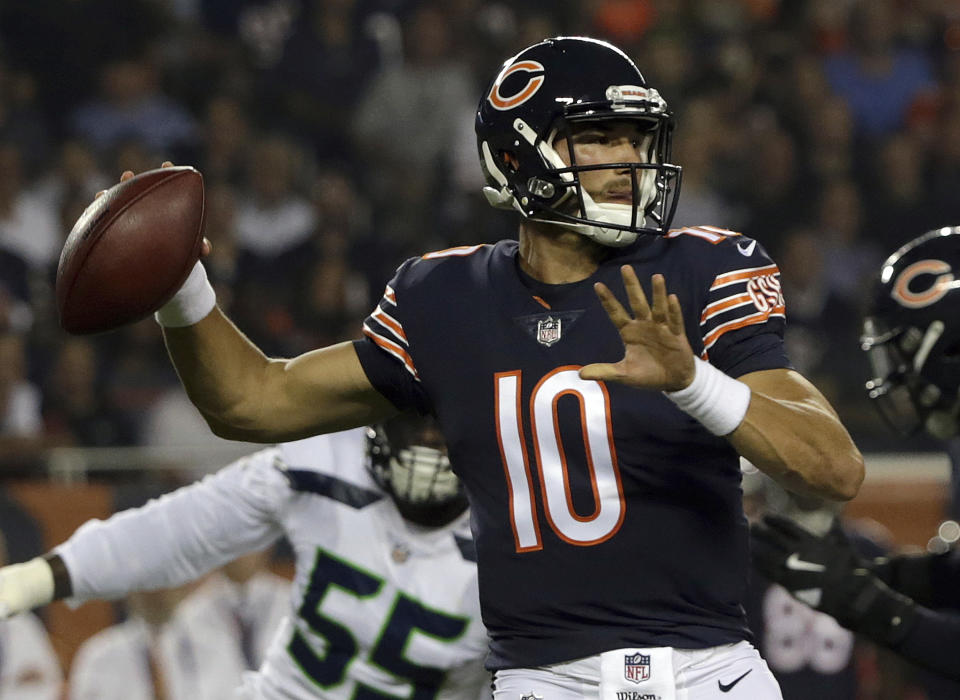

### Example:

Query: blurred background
xmin=3 ymin=0 xmax=960 ymax=697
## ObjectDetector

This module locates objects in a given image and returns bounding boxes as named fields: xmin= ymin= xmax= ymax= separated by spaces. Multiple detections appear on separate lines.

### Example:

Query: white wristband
xmin=0 ymin=557 xmax=55 ymax=618
xmin=664 ymin=357 xmax=751 ymax=436
xmin=154 ymin=261 xmax=216 ymax=327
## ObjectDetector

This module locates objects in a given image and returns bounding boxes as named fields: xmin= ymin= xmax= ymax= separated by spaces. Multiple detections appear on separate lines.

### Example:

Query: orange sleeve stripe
xmin=384 ymin=286 xmax=397 ymax=304
xmin=362 ymin=327 xmax=419 ymax=378
xmin=372 ymin=306 xmax=407 ymax=342
xmin=710 ymin=265 xmax=779 ymax=290
xmin=701 ymin=306 xmax=785 ymax=349
xmin=700 ymin=293 xmax=752 ymax=324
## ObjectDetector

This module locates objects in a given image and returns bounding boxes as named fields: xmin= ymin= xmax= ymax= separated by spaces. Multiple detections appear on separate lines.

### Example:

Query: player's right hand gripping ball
xmin=56 ymin=166 xmax=206 ymax=334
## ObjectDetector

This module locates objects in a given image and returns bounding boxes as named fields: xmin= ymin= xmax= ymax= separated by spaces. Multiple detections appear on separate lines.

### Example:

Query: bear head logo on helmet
xmin=862 ymin=227 xmax=960 ymax=438
xmin=475 ymin=36 xmax=682 ymax=247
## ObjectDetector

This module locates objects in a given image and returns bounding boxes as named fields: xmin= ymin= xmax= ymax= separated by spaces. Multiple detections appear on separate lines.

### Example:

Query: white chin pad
xmin=593 ymin=202 xmax=642 ymax=226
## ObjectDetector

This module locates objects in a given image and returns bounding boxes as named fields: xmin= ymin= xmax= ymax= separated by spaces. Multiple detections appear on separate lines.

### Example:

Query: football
xmin=56 ymin=166 xmax=206 ymax=334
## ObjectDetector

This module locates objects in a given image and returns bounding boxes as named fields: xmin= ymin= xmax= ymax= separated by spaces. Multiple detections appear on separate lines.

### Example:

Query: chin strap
xmin=482 ymin=186 xmax=515 ymax=210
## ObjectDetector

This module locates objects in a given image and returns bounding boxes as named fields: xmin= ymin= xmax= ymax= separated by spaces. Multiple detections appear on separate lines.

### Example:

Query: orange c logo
xmin=488 ymin=60 xmax=545 ymax=111
xmin=892 ymin=259 xmax=955 ymax=308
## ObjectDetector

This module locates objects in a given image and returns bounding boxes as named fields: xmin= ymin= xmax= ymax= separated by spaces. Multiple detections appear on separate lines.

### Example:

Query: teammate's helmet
xmin=366 ymin=414 xmax=468 ymax=527
xmin=861 ymin=227 xmax=960 ymax=438
xmin=475 ymin=36 xmax=681 ymax=247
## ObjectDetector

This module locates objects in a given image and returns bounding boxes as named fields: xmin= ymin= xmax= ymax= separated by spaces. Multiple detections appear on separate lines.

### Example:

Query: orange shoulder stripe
xmin=700 ymin=293 xmax=752 ymax=324
xmin=362 ymin=326 xmax=419 ymax=378
xmin=701 ymin=306 xmax=785 ymax=350
xmin=710 ymin=264 xmax=779 ymax=290
xmin=371 ymin=306 xmax=407 ymax=342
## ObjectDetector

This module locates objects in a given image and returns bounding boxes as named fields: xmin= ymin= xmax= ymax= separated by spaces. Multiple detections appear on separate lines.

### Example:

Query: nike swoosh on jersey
xmin=786 ymin=552 xmax=826 ymax=572
xmin=736 ymin=240 xmax=757 ymax=257
xmin=718 ymin=669 xmax=752 ymax=692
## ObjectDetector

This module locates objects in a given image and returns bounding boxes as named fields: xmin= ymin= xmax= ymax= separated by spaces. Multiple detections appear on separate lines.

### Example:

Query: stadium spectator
xmin=262 ymin=0 xmax=382 ymax=161
xmin=0 ymin=332 xmax=44 ymax=470
xmin=822 ymin=0 xmax=936 ymax=139
xmin=69 ymin=55 xmax=198 ymax=160
xmin=352 ymin=3 xmax=476 ymax=253
xmin=812 ymin=178 xmax=882 ymax=307
xmin=0 ymin=141 xmax=61 ymax=275
xmin=41 ymin=337 xmax=137 ymax=448
xmin=67 ymin=583 xmax=242 ymax=700
xmin=176 ymin=550 xmax=289 ymax=673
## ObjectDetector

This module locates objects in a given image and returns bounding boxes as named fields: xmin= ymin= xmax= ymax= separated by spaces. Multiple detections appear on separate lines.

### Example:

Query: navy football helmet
xmin=366 ymin=414 xmax=468 ymax=527
xmin=861 ymin=227 xmax=960 ymax=438
xmin=475 ymin=36 xmax=681 ymax=246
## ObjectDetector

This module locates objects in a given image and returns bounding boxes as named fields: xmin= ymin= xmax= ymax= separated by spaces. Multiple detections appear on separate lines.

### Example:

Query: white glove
xmin=0 ymin=557 xmax=55 ymax=618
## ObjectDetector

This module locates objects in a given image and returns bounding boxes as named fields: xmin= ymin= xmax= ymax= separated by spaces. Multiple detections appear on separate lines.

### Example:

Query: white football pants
xmin=493 ymin=641 xmax=782 ymax=700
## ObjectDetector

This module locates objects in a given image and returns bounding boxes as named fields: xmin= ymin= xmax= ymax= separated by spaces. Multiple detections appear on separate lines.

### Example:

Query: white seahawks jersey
xmin=56 ymin=429 xmax=490 ymax=700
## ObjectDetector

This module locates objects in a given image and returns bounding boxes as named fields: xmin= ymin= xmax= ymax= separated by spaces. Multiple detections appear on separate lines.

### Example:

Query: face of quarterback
xmin=553 ymin=119 xmax=655 ymax=206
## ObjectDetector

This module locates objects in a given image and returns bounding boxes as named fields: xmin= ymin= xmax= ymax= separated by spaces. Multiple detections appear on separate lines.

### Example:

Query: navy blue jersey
xmin=354 ymin=227 xmax=790 ymax=669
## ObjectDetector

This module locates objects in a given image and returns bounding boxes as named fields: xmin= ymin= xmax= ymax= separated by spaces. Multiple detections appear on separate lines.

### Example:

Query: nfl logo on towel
xmin=536 ymin=317 xmax=561 ymax=346
xmin=624 ymin=653 xmax=651 ymax=683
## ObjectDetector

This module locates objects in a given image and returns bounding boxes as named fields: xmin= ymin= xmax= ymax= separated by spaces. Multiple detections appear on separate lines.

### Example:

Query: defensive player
xmin=752 ymin=226 xmax=960 ymax=683
xmin=71 ymin=37 xmax=863 ymax=698
xmin=0 ymin=415 xmax=490 ymax=699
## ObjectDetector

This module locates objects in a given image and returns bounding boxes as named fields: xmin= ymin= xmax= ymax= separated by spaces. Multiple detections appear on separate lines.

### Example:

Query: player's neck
xmin=517 ymin=220 xmax=607 ymax=284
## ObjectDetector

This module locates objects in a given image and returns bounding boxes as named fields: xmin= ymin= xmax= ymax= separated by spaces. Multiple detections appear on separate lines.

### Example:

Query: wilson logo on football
xmin=892 ymin=259 xmax=955 ymax=309
xmin=487 ymin=60 xmax=545 ymax=111
xmin=746 ymin=274 xmax=783 ymax=313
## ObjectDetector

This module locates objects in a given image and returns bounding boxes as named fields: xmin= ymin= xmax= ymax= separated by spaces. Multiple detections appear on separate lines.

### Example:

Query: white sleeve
xmin=54 ymin=447 xmax=289 ymax=604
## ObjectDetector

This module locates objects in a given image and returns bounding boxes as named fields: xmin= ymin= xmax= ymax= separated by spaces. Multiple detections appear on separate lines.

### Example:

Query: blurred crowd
xmin=3 ymin=0 xmax=960 ymax=473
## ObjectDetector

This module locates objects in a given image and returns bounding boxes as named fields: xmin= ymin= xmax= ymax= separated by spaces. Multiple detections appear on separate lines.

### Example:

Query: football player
xmin=76 ymin=37 xmax=864 ymax=698
xmin=0 ymin=415 xmax=490 ymax=699
xmin=752 ymin=226 xmax=960 ymax=682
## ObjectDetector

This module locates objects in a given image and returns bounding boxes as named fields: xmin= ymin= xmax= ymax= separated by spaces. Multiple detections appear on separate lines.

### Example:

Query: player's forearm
xmin=55 ymin=463 xmax=284 ymax=603
xmin=874 ymin=550 xmax=960 ymax=609
xmin=730 ymin=390 xmax=864 ymax=501
xmin=163 ymin=311 xmax=395 ymax=441
xmin=162 ymin=306 xmax=277 ymax=439
xmin=890 ymin=605 xmax=960 ymax=680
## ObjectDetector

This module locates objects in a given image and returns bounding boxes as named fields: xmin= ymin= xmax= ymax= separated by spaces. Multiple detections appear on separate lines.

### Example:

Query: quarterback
xmin=57 ymin=37 xmax=862 ymax=699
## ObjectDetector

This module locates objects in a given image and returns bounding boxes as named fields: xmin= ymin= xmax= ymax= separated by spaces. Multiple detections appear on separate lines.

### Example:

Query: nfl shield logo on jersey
xmin=536 ymin=317 xmax=561 ymax=346
xmin=624 ymin=653 xmax=651 ymax=683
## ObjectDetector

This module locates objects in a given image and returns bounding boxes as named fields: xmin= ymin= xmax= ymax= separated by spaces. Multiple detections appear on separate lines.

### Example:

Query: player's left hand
xmin=580 ymin=267 xmax=695 ymax=391
xmin=751 ymin=514 xmax=861 ymax=609
xmin=751 ymin=514 xmax=916 ymax=645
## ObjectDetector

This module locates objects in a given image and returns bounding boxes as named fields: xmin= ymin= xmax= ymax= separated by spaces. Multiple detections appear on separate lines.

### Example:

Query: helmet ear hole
xmin=501 ymin=151 xmax=520 ymax=171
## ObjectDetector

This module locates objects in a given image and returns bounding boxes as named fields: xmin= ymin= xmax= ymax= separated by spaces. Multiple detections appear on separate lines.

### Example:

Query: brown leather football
xmin=56 ymin=166 xmax=206 ymax=334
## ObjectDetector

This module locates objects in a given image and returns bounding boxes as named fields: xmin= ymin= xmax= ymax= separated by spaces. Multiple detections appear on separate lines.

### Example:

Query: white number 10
xmin=495 ymin=367 xmax=625 ymax=552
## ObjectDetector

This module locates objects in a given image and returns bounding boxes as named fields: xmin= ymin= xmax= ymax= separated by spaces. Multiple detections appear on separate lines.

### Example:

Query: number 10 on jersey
xmin=495 ymin=367 xmax=626 ymax=553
